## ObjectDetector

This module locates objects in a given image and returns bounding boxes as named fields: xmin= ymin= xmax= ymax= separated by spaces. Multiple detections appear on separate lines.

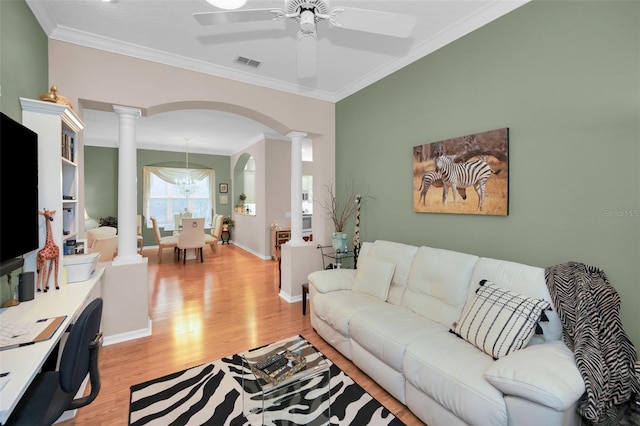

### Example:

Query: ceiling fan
xmin=193 ymin=0 xmax=417 ymax=79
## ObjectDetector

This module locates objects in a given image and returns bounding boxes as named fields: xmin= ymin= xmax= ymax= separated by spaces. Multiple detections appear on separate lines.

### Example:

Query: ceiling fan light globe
xmin=299 ymin=10 xmax=316 ymax=32
xmin=205 ymin=0 xmax=247 ymax=10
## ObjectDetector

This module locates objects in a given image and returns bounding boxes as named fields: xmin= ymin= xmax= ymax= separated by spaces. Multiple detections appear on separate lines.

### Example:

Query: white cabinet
xmin=20 ymin=98 xmax=84 ymax=285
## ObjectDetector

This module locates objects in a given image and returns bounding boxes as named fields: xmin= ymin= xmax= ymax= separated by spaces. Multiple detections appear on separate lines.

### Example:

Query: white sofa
xmin=308 ymin=240 xmax=586 ymax=426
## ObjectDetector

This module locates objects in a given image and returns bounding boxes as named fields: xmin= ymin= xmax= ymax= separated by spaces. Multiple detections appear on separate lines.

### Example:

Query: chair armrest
xmin=485 ymin=340 xmax=585 ymax=411
xmin=308 ymin=269 xmax=356 ymax=294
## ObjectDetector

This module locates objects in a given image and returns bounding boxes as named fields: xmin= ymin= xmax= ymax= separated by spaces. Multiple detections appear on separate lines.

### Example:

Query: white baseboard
xmin=231 ymin=242 xmax=271 ymax=260
xmin=103 ymin=318 xmax=153 ymax=346
xmin=279 ymin=291 xmax=303 ymax=304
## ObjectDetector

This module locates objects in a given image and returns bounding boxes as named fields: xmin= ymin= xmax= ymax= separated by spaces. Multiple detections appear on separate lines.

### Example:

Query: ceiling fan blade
xmin=330 ymin=7 xmax=417 ymax=38
xmin=297 ymin=32 xmax=317 ymax=79
xmin=193 ymin=8 xmax=281 ymax=26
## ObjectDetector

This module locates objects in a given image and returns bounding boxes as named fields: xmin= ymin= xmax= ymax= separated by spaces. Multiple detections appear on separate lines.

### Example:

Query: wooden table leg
xmin=302 ymin=283 xmax=309 ymax=315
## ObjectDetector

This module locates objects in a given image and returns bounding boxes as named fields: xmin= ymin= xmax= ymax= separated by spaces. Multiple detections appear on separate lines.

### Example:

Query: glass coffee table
xmin=241 ymin=335 xmax=331 ymax=425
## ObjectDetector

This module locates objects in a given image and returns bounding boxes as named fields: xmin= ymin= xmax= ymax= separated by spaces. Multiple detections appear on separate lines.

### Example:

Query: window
xmin=143 ymin=166 xmax=215 ymax=230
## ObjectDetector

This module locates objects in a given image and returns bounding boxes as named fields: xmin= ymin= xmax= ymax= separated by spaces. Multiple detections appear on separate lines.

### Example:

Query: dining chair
xmin=173 ymin=212 xmax=192 ymax=231
xmin=136 ymin=214 xmax=144 ymax=253
xmin=150 ymin=217 xmax=179 ymax=262
xmin=5 ymin=298 xmax=104 ymax=426
xmin=207 ymin=214 xmax=224 ymax=253
xmin=177 ymin=218 xmax=206 ymax=264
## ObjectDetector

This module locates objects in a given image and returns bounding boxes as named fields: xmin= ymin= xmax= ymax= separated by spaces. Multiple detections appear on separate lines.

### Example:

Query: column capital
xmin=287 ymin=131 xmax=307 ymax=140
xmin=113 ymin=105 xmax=141 ymax=118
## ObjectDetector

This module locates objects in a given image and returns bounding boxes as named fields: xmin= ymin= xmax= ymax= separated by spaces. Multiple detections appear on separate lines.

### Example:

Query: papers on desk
xmin=0 ymin=316 xmax=66 ymax=351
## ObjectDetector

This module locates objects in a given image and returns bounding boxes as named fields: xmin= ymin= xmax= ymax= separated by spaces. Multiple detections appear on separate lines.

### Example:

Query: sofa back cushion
xmin=469 ymin=257 xmax=562 ymax=342
xmin=403 ymin=246 xmax=479 ymax=326
xmin=367 ymin=240 xmax=419 ymax=305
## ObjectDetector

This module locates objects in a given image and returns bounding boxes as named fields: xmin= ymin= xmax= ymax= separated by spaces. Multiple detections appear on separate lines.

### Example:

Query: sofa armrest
xmin=485 ymin=340 xmax=585 ymax=411
xmin=308 ymin=269 xmax=356 ymax=293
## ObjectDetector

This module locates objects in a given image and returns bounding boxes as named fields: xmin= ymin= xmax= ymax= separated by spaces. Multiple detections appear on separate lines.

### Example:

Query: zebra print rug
xmin=129 ymin=339 xmax=405 ymax=426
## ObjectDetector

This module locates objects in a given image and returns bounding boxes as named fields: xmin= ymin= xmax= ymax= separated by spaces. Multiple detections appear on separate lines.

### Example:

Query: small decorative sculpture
xmin=39 ymin=86 xmax=73 ymax=109
xmin=353 ymin=195 xmax=362 ymax=267
xmin=36 ymin=209 xmax=60 ymax=292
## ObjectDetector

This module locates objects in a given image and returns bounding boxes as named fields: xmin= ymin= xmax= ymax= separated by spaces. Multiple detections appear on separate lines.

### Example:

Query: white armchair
xmin=86 ymin=226 xmax=117 ymax=248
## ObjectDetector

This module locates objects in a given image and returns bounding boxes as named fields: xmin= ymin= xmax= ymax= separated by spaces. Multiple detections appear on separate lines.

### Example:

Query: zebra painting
xmin=418 ymin=170 xmax=467 ymax=205
xmin=435 ymin=155 xmax=500 ymax=210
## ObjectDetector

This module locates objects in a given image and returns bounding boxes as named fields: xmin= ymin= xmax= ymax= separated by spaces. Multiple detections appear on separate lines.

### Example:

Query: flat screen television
xmin=0 ymin=112 xmax=39 ymax=265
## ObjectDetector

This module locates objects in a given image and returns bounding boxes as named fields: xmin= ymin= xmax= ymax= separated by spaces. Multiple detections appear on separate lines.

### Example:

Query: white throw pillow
xmin=451 ymin=280 xmax=550 ymax=359
xmin=352 ymin=256 xmax=395 ymax=301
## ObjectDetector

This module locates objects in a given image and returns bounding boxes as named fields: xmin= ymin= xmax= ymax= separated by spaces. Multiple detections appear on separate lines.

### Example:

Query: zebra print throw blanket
xmin=545 ymin=262 xmax=640 ymax=425
xmin=129 ymin=339 xmax=404 ymax=426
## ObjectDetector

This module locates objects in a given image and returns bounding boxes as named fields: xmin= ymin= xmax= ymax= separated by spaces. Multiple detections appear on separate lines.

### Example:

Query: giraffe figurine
xmin=36 ymin=209 xmax=60 ymax=292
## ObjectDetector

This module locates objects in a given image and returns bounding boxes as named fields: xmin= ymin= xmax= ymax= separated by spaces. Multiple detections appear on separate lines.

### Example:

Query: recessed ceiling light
xmin=205 ymin=0 xmax=247 ymax=10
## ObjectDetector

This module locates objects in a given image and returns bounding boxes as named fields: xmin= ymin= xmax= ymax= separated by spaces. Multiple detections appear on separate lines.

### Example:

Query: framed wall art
xmin=219 ymin=194 xmax=228 ymax=205
xmin=219 ymin=183 xmax=228 ymax=193
xmin=413 ymin=128 xmax=509 ymax=216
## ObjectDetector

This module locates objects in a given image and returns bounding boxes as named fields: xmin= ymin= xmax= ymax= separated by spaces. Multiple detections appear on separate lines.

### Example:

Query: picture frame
xmin=74 ymin=239 xmax=87 ymax=255
xmin=219 ymin=194 xmax=228 ymax=205
xmin=413 ymin=127 xmax=509 ymax=216
xmin=219 ymin=183 xmax=228 ymax=193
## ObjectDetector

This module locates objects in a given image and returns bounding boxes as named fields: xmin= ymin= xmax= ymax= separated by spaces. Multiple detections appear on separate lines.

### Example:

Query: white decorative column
xmin=287 ymin=131 xmax=307 ymax=246
xmin=113 ymin=105 xmax=142 ymax=264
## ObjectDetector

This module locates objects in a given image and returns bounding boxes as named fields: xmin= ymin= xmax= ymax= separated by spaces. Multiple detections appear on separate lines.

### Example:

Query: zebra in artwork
xmin=418 ymin=170 xmax=467 ymax=205
xmin=435 ymin=155 xmax=500 ymax=210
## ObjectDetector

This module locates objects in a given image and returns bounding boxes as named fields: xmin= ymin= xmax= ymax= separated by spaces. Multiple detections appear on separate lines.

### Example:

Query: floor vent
xmin=236 ymin=56 xmax=261 ymax=68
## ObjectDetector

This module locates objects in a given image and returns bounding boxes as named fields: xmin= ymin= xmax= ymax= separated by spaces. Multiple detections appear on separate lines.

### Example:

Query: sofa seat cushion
xmin=404 ymin=334 xmax=507 ymax=426
xmin=312 ymin=290 xmax=385 ymax=337
xmin=350 ymin=305 xmax=447 ymax=371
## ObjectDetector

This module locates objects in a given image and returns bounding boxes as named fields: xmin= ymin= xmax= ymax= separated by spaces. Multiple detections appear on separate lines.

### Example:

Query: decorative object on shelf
xmin=36 ymin=209 xmax=60 ymax=292
xmin=176 ymin=137 xmax=197 ymax=198
xmin=38 ymin=86 xmax=73 ymax=109
xmin=219 ymin=183 xmax=228 ymax=193
xmin=99 ymin=216 xmax=118 ymax=228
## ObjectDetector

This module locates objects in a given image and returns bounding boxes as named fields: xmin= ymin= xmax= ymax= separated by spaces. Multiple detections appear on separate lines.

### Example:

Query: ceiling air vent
xmin=235 ymin=56 xmax=261 ymax=68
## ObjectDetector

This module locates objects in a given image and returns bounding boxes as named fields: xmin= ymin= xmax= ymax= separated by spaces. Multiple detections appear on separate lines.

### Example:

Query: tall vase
xmin=332 ymin=232 xmax=347 ymax=253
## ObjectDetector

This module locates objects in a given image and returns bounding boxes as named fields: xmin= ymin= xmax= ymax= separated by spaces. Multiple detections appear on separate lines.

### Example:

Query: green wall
xmin=0 ymin=0 xmax=48 ymax=304
xmin=84 ymin=146 xmax=231 ymax=244
xmin=0 ymin=0 xmax=48 ymax=120
xmin=336 ymin=0 xmax=640 ymax=347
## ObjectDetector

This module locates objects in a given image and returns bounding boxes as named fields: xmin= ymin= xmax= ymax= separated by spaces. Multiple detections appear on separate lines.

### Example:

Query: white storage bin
xmin=64 ymin=253 xmax=99 ymax=283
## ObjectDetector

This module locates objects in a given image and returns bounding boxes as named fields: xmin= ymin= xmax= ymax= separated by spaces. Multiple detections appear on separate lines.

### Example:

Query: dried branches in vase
xmin=318 ymin=182 xmax=363 ymax=233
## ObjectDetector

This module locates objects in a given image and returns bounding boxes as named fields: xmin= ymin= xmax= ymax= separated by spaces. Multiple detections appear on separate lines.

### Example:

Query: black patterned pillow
xmin=450 ymin=280 xmax=551 ymax=359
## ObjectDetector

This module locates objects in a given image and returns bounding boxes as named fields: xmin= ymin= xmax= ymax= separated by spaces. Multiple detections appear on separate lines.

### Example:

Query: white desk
xmin=0 ymin=269 xmax=104 ymax=424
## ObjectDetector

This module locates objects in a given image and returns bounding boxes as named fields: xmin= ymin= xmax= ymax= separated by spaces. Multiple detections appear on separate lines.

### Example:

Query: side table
xmin=221 ymin=230 xmax=230 ymax=244
xmin=301 ymin=283 xmax=309 ymax=315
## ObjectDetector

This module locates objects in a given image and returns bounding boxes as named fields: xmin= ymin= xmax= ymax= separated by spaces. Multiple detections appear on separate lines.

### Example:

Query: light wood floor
xmin=60 ymin=243 xmax=424 ymax=425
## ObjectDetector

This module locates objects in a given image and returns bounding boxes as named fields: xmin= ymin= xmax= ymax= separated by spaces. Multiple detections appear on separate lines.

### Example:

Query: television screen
xmin=0 ymin=112 xmax=39 ymax=264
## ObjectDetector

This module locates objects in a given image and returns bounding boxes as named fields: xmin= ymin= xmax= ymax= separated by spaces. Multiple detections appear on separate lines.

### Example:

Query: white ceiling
xmin=27 ymin=0 xmax=529 ymax=155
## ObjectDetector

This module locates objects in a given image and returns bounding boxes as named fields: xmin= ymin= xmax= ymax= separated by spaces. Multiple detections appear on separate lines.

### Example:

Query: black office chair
xmin=6 ymin=297 xmax=104 ymax=426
